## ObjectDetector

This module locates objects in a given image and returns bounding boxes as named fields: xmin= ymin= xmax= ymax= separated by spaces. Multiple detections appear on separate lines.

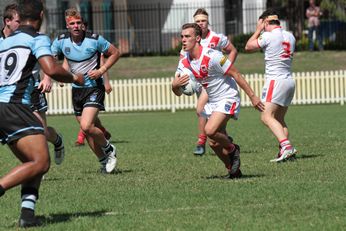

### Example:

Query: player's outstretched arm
xmin=38 ymin=55 xmax=84 ymax=85
xmin=227 ymin=66 xmax=265 ymax=112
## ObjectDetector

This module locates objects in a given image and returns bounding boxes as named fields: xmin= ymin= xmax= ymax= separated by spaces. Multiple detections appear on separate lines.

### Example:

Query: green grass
xmin=110 ymin=51 xmax=346 ymax=79
xmin=1 ymin=104 xmax=345 ymax=230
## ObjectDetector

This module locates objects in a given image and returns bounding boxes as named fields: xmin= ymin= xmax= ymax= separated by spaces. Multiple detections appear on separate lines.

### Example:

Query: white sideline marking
xmin=103 ymin=206 xmax=217 ymax=216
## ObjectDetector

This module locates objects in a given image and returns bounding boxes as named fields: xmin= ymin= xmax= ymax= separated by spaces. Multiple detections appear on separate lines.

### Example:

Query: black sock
xmin=21 ymin=187 xmax=39 ymax=200
xmin=20 ymin=207 xmax=35 ymax=219
xmin=0 ymin=185 xmax=5 ymax=197
xmin=54 ymin=134 xmax=62 ymax=147
xmin=99 ymin=156 xmax=107 ymax=163
xmin=103 ymin=141 xmax=113 ymax=155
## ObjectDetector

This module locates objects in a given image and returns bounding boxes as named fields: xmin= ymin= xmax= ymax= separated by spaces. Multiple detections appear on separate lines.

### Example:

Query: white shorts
xmin=202 ymin=98 xmax=240 ymax=120
xmin=261 ymin=78 xmax=295 ymax=107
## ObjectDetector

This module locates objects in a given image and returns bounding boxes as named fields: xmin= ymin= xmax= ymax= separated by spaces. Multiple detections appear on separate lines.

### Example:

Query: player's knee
xmin=80 ymin=123 xmax=93 ymax=135
xmin=34 ymin=157 xmax=50 ymax=175
xmin=261 ymin=113 xmax=270 ymax=125
xmin=205 ymin=127 xmax=217 ymax=139
xmin=40 ymin=161 xmax=50 ymax=175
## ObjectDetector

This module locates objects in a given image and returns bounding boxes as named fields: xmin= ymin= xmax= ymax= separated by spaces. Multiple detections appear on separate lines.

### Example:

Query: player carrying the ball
xmin=172 ymin=23 xmax=264 ymax=178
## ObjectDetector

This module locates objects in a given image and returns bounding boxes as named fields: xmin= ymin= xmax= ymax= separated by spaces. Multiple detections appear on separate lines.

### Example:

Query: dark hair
xmin=259 ymin=9 xmax=280 ymax=25
xmin=3 ymin=3 xmax=18 ymax=24
xmin=193 ymin=8 xmax=208 ymax=17
xmin=18 ymin=0 xmax=43 ymax=21
xmin=182 ymin=23 xmax=202 ymax=37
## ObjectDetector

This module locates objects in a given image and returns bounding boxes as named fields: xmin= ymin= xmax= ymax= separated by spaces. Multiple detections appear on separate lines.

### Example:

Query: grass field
xmin=110 ymin=51 xmax=346 ymax=79
xmin=0 ymin=104 xmax=345 ymax=230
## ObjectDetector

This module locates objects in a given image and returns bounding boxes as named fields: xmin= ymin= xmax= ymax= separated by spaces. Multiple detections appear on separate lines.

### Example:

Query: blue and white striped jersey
xmin=0 ymin=25 xmax=52 ymax=104
xmin=51 ymin=31 xmax=111 ymax=88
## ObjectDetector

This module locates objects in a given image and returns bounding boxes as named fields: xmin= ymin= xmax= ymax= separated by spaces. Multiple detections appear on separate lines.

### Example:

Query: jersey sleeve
xmin=175 ymin=61 xmax=185 ymax=76
xmin=218 ymin=33 xmax=230 ymax=49
xmin=32 ymin=35 xmax=53 ymax=59
xmin=179 ymin=49 xmax=187 ymax=60
xmin=210 ymin=50 xmax=232 ymax=75
xmin=51 ymin=37 xmax=61 ymax=56
xmin=257 ymin=32 xmax=270 ymax=48
xmin=97 ymin=35 xmax=111 ymax=53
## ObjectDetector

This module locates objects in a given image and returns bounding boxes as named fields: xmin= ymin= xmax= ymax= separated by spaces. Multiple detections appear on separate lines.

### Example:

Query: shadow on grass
xmin=205 ymin=173 xmax=265 ymax=180
xmin=110 ymin=140 xmax=129 ymax=144
xmin=38 ymin=210 xmax=108 ymax=226
xmin=240 ymin=150 xmax=261 ymax=154
xmin=6 ymin=210 xmax=109 ymax=229
xmin=83 ymin=168 xmax=133 ymax=175
xmin=296 ymin=154 xmax=322 ymax=159
xmin=42 ymin=176 xmax=95 ymax=181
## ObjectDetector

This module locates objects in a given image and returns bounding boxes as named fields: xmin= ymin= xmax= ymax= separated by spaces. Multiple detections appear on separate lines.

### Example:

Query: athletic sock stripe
xmin=22 ymin=198 xmax=36 ymax=203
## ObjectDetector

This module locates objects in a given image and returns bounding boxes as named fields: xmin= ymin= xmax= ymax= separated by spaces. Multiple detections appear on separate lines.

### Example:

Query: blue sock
xmin=21 ymin=187 xmax=38 ymax=211
xmin=21 ymin=194 xmax=37 ymax=211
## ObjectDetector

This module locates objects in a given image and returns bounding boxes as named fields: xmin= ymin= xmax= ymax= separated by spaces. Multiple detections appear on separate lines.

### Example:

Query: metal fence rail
xmin=46 ymin=70 xmax=346 ymax=115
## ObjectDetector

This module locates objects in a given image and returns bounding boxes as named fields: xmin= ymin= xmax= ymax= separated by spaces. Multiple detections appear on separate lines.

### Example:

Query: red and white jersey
xmin=201 ymin=30 xmax=230 ymax=51
xmin=180 ymin=30 xmax=230 ymax=59
xmin=177 ymin=47 xmax=239 ymax=103
xmin=257 ymin=27 xmax=296 ymax=80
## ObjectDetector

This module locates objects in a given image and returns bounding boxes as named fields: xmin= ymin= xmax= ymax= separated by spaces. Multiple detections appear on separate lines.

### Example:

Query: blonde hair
xmin=65 ymin=8 xmax=81 ymax=23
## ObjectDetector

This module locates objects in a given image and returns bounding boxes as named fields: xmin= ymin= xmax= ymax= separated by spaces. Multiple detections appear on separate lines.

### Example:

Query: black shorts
xmin=30 ymin=88 xmax=48 ymax=112
xmin=72 ymin=87 xmax=105 ymax=116
xmin=0 ymin=103 xmax=44 ymax=144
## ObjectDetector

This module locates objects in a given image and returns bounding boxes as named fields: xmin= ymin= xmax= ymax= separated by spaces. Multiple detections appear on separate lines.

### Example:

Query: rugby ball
xmin=179 ymin=68 xmax=198 ymax=96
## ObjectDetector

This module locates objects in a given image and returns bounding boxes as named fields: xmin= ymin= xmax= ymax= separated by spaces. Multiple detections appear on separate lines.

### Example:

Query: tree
xmin=320 ymin=0 xmax=346 ymax=21
xmin=266 ymin=0 xmax=305 ymax=39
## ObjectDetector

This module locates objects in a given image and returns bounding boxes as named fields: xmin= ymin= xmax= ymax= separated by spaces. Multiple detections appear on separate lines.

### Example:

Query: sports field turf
xmin=0 ymin=104 xmax=345 ymax=230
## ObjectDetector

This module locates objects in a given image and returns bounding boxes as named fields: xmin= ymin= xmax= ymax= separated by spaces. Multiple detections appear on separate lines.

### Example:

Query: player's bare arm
xmin=38 ymin=73 xmax=53 ymax=93
xmin=88 ymin=44 xmax=120 ymax=80
xmin=227 ymin=66 xmax=265 ymax=111
xmin=56 ymin=57 xmax=71 ymax=87
xmin=100 ymin=54 xmax=112 ymax=94
xmin=223 ymin=42 xmax=238 ymax=64
xmin=245 ymin=19 xmax=265 ymax=52
xmin=38 ymin=55 xmax=84 ymax=85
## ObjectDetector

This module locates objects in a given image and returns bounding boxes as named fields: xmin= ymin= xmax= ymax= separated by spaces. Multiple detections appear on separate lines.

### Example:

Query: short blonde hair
xmin=65 ymin=8 xmax=81 ymax=23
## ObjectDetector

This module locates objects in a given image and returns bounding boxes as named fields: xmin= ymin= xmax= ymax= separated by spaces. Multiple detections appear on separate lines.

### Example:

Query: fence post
xmin=158 ymin=3 xmax=163 ymax=55
xmin=171 ymin=87 xmax=176 ymax=113
xmin=341 ymin=70 xmax=345 ymax=106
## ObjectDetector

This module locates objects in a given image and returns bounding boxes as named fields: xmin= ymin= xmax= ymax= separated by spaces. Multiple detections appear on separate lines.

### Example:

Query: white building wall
xmin=242 ymin=0 xmax=266 ymax=34
xmin=162 ymin=0 xmax=225 ymax=34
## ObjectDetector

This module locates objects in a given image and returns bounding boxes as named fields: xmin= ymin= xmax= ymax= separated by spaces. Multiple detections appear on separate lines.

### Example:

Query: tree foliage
xmin=320 ymin=0 xmax=346 ymax=21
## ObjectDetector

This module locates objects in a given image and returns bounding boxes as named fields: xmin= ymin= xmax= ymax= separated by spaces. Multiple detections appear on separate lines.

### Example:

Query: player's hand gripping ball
xmin=180 ymin=67 xmax=198 ymax=96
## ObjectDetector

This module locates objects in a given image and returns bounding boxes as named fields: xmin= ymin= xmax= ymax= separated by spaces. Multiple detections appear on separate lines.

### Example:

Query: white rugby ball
xmin=179 ymin=68 xmax=198 ymax=96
